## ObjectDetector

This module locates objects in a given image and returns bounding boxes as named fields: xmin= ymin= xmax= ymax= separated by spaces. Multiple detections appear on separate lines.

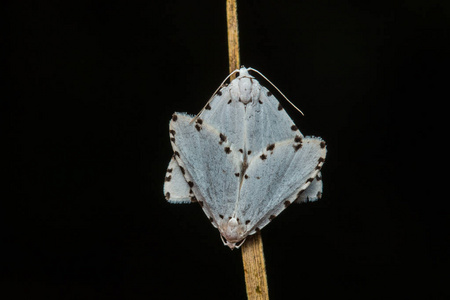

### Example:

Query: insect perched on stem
xmin=164 ymin=67 xmax=327 ymax=249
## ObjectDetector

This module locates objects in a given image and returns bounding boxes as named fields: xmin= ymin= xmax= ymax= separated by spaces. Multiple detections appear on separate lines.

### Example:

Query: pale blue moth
xmin=164 ymin=67 xmax=327 ymax=249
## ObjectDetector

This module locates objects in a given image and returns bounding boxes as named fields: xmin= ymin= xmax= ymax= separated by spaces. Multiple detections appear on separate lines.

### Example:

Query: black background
xmin=4 ymin=1 xmax=449 ymax=299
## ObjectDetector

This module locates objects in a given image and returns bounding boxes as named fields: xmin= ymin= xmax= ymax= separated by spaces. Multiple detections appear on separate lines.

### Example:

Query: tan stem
xmin=226 ymin=0 xmax=240 ymax=79
xmin=226 ymin=1 xmax=269 ymax=299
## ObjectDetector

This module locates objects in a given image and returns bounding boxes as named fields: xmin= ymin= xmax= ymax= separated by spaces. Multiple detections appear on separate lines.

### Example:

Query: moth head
xmin=238 ymin=66 xmax=253 ymax=79
xmin=220 ymin=217 xmax=247 ymax=249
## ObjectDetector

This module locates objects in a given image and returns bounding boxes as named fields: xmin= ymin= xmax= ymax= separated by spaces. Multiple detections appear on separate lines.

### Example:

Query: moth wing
xmin=200 ymin=83 xmax=303 ymax=154
xmin=295 ymin=171 xmax=323 ymax=203
xmin=237 ymin=137 xmax=327 ymax=235
xmin=199 ymin=86 xmax=247 ymax=151
xmin=244 ymin=86 xmax=304 ymax=155
xmin=169 ymin=113 xmax=242 ymax=227
xmin=163 ymin=156 xmax=192 ymax=204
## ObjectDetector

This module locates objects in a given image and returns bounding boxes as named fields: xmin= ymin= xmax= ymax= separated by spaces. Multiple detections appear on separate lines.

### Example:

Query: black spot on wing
xmin=316 ymin=157 xmax=326 ymax=170
xmin=260 ymin=154 xmax=267 ymax=160
xmin=205 ymin=103 xmax=211 ymax=110
xmin=224 ymin=147 xmax=232 ymax=154
xmin=291 ymin=125 xmax=298 ymax=131
xmin=172 ymin=114 xmax=178 ymax=121
xmin=165 ymin=192 xmax=170 ymax=200
xmin=293 ymin=135 xmax=303 ymax=151
xmin=219 ymin=133 xmax=227 ymax=144
xmin=266 ymin=143 xmax=275 ymax=151
xmin=165 ymin=175 xmax=171 ymax=182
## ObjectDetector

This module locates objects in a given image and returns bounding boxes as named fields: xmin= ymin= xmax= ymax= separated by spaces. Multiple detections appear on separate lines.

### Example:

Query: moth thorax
xmin=230 ymin=71 xmax=261 ymax=104
xmin=223 ymin=217 xmax=245 ymax=242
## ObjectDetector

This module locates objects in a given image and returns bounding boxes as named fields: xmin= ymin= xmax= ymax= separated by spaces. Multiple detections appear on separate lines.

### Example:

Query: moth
xmin=164 ymin=67 xmax=327 ymax=249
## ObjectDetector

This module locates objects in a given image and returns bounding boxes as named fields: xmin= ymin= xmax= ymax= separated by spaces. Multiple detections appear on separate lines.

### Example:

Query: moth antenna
xmin=247 ymin=67 xmax=304 ymax=116
xmin=191 ymin=69 xmax=240 ymax=124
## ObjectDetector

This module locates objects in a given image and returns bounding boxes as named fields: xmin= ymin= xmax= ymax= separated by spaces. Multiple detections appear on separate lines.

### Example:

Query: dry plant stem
xmin=241 ymin=234 xmax=269 ymax=300
xmin=226 ymin=0 xmax=240 ymax=80
xmin=226 ymin=0 xmax=269 ymax=299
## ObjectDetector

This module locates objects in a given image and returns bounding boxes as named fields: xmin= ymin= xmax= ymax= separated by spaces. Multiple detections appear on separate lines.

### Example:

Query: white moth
xmin=164 ymin=67 xmax=327 ymax=249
